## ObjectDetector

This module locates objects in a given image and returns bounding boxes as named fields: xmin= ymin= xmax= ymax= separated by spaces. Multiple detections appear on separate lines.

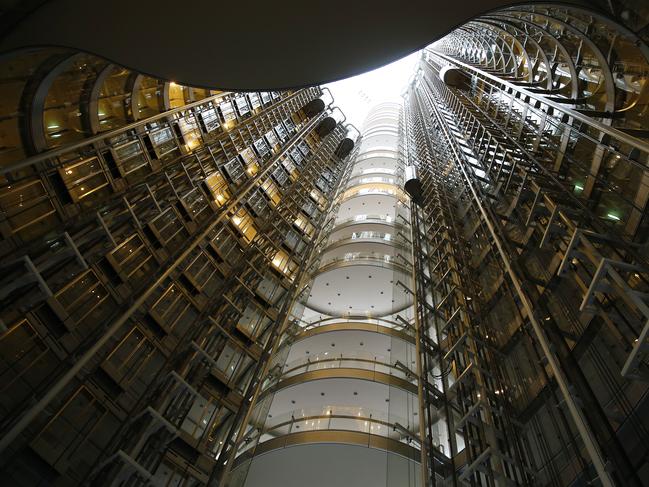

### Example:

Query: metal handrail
xmin=281 ymin=356 xmax=414 ymax=380
xmin=430 ymin=50 xmax=649 ymax=155
xmin=295 ymin=315 xmax=412 ymax=332
xmin=316 ymin=252 xmax=412 ymax=273
xmin=1 ymin=88 xmax=320 ymax=175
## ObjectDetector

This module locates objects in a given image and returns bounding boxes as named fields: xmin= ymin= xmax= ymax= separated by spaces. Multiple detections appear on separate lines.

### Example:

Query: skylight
xmin=325 ymin=51 xmax=420 ymax=129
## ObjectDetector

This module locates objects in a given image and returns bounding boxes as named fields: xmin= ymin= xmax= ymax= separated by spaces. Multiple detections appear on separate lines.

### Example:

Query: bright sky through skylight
xmin=324 ymin=51 xmax=421 ymax=130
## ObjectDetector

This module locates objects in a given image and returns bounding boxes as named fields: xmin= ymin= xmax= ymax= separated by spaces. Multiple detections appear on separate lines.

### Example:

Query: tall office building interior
xmin=0 ymin=1 xmax=648 ymax=486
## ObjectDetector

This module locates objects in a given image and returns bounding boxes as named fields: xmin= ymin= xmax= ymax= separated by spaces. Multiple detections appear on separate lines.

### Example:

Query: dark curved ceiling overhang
xmin=0 ymin=0 xmax=606 ymax=90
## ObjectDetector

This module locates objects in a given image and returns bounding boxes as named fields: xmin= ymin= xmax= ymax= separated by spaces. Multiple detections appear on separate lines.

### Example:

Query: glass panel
xmin=43 ymin=55 xmax=106 ymax=147
xmin=0 ymin=319 xmax=60 ymax=416
xmin=58 ymin=156 xmax=109 ymax=202
xmin=96 ymin=66 xmax=131 ymax=131
xmin=134 ymin=76 xmax=163 ymax=119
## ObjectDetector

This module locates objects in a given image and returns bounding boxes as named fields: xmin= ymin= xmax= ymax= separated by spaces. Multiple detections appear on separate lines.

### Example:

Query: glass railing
xmin=350 ymin=167 xmax=396 ymax=176
xmin=333 ymin=214 xmax=396 ymax=226
xmin=236 ymin=405 xmax=421 ymax=459
xmin=295 ymin=316 xmax=414 ymax=334
xmin=347 ymin=175 xmax=397 ymax=186
xmin=327 ymin=231 xmax=403 ymax=246
xmin=281 ymin=351 xmax=415 ymax=381
xmin=317 ymin=251 xmax=412 ymax=272
xmin=264 ymin=406 xmax=416 ymax=440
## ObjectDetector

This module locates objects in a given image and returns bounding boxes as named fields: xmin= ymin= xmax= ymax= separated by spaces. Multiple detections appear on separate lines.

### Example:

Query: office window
xmin=0 ymin=178 xmax=58 ymax=239
xmin=106 ymin=233 xmax=154 ymax=285
xmin=259 ymin=92 xmax=272 ymax=105
xmin=96 ymin=66 xmax=131 ymax=132
xmin=176 ymin=110 xmax=202 ymax=150
xmin=217 ymin=100 xmax=236 ymax=123
xmin=230 ymin=208 xmax=257 ymax=244
xmin=247 ymin=93 xmax=261 ymax=111
xmin=233 ymin=95 xmax=250 ymax=117
xmin=179 ymin=187 xmax=210 ymax=223
xmin=183 ymin=250 xmax=221 ymax=296
xmin=147 ymin=282 xmax=197 ymax=337
xmin=239 ymin=147 xmax=259 ymax=177
xmin=31 ymin=386 xmax=119 ymax=480
xmin=223 ymin=157 xmax=245 ymax=185
xmin=58 ymin=155 xmax=110 ymax=203
xmin=147 ymin=207 xmax=190 ymax=253
xmin=264 ymin=129 xmax=278 ymax=150
xmin=198 ymin=104 xmax=220 ymax=133
xmin=206 ymin=226 xmax=243 ymax=267
xmin=168 ymin=82 xmax=192 ymax=108
xmin=42 ymin=55 xmax=106 ymax=148
xmin=252 ymin=137 xmax=270 ymax=158
xmin=271 ymin=249 xmax=298 ymax=278
xmin=147 ymin=123 xmax=179 ymax=161
xmin=203 ymin=171 xmax=230 ymax=207
xmin=0 ymin=318 xmax=61 ymax=417
xmin=54 ymin=269 xmax=113 ymax=337
xmin=102 ymin=326 xmax=163 ymax=391
xmin=293 ymin=214 xmax=315 ymax=238
xmin=259 ymin=178 xmax=281 ymax=207
xmin=109 ymin=133 xmax=150 ymax=177
xmin=133 ymin=76 xmax=163 ymax=120
xmin=246 ymin=190 xmax=270 ymax=219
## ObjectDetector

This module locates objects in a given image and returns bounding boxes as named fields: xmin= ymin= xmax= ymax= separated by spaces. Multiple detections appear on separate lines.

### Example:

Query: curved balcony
xmin=237 ymin=406 xmax=421 ymax=462
xmin=338 ymin=183 xmax=407 ymax=203
xmin=328 ymin=230 xmax=399 ymax=244
xmin=316 ymin=252 xmax=411 ymax=274
xmin=346 ymin=174 xmax=398 ymax=188
xmin=330 ymin=221 xmax=401 ymax=243
xmin=296 ymin=317 xmax=414 ymax=338
xmin=323 ymin=232 xmax=409 ymax=258
xmin=234 ymin=432 xmax=425 ymax=487
xmin=350 ymin=166 xmax=396 ymax=177
xmin=281 ymin=352 xmax=417 ymax=385
xmin=355 ymin=149 xmax=400 ymax=162
xmin=333 ymin=213 xmax=399 ymax=228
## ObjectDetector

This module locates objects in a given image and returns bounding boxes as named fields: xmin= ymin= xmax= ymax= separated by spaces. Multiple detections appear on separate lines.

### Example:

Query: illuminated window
xmin=260 ymin=179 xmax=281 ymax=207
xmin=239 ymin=147 xmax=260 ymax=176
xmin=203 ymin=172 xmax=231 ymax=207
xmin=231 ymin=208 xmax=257 ymax=243
xmin=272 ymin=250 xmax=297 ymax=278
xmin=293 ymin=214 xmax=315 ymax=238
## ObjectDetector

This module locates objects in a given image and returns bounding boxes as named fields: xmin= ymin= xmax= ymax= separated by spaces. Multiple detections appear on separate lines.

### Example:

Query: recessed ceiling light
xmin=291 ymin=400 xmax=296 ymax=404
xmin=320 ymin=392 xmax=325 ymax=396
xmin=353 ymin=391 xmax=358 ymax=395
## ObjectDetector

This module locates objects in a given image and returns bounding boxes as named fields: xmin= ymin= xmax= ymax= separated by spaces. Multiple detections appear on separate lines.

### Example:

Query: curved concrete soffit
xmin=0 ymin=0 xmax=597 ymax=90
